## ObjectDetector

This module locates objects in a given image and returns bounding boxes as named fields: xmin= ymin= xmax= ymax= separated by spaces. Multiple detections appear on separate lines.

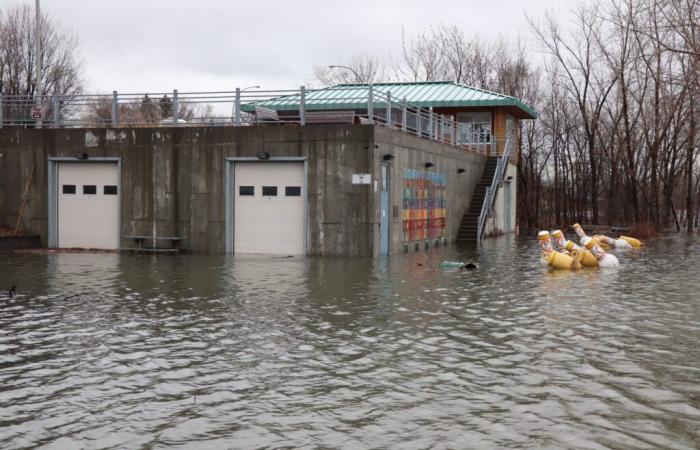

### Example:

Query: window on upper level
xmin=457 ymin=112 xmax=491 ymax=144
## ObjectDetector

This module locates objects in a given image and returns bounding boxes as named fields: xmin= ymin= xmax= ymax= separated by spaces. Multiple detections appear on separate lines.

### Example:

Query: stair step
xmin=457 ymin=155 xmax=504 ymax=242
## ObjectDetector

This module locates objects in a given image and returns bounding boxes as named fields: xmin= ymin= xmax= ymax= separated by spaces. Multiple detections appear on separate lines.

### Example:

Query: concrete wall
xmin=484 ymin=162 xmax=517 ymax=237
xmin=0 ymin=126 xmax=374 ymax=256
xmin=372 ymin=126 xmax=486 ymax=255
xmin=0 ymin=125 xmax=488 ymax=256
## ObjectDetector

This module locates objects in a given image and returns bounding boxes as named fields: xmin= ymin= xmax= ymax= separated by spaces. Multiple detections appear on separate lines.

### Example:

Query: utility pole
xmin=34 ymin=0 xmax=43 ymax=127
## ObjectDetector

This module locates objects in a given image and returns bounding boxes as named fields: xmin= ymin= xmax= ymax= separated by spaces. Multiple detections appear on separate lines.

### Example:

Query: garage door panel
xmin=58 ymin=162 xmax=119 ymax=250
xmin=235 ymin=200 xmax=303 ymax=221
xmin=234 ymin=162 xmax=304 ymax=255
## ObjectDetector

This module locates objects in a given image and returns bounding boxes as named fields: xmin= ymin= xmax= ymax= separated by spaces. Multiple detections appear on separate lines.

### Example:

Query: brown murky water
xmin=1 ymin=235 xmax=699 ymax=449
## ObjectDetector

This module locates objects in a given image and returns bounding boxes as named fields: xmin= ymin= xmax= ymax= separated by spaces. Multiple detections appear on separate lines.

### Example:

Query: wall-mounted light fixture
xmin=457 ymin=168 xmax=466 ymax=174
xmin=383 ymin=154 xmax=395 ymax=161
xmin=424 ymin=162 xmax=434 ymax=169
xmin=256 ymin=151 xmax=270 ymax=160
xmin=506 ymin=175 xmax=513 ymax=181
xmin=75 ymin=152 xmax=88 ymax=160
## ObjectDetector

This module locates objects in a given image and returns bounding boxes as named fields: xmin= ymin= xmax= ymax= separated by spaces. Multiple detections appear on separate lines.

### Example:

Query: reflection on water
xmin=1 ymin=236 xmax=699 ymax=449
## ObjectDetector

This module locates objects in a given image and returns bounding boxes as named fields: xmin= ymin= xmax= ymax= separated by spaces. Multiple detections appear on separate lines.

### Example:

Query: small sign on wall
xmin=352 ymin=174 xmax=372 ymax=185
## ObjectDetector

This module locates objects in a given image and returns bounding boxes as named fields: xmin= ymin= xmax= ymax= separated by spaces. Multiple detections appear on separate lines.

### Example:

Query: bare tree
xmin=529 ymin=3 xmax=620 ymax=224
xmin=0 ymin=4 xmax=83 ymax=99
xmin=312 ymin=54 xmax=394 ymax=86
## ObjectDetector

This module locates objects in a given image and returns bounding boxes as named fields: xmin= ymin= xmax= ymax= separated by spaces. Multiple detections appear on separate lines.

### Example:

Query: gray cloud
xmin=17 ymin=0 xmax=574 ymax=92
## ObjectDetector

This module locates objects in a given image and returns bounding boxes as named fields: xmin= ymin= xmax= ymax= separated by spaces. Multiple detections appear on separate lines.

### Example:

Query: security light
xmin=424 ymin=162 xmax=434 ymax=169
xmin=257 ymin=152 xmax=270 ymax=160
xmin=383 ymin=154 xmax=395 ymax=161
xmin=457 ymin=168 xmax=466 ymax=174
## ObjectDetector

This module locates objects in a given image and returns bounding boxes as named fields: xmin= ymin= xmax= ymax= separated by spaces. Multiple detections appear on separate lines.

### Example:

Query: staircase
xmin=456 ymin=156 xmax=499 ymax=245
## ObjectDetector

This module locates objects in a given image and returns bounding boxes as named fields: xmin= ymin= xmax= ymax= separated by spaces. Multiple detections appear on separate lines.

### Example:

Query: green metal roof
xmin=242 ymin=81 xmax=537 ymax=119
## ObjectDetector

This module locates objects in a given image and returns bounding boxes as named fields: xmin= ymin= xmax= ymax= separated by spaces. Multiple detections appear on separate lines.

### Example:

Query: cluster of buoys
xmin=538 ymin=224 xmax=643 ymax=270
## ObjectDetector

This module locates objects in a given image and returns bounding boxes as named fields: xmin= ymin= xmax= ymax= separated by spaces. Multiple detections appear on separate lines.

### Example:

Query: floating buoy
xmin=551 ymin=230 xmax=568 ymax=249
xmin=573 ymin=223 xmax=605 ymax=247
xmin=545 ymin=250 xmax=582 ymax=270
xmin=572 ymin=223 xmax=586 ymax=240
xmin=620 ymin=235 xmax=643 ymax=248
xmin=572 ymin=223 xmax=593 ymax=246
xmin=539 ymin=231 xmax=581 ymax=270
xmin=538 ymin=231 xmax=554 ymax=266
xmin=564 ymin=240 xmax=599 ymax=267
xmin=594 ymin=235 xmax=632 ymax=250
xmin=582 ymin=236 xmax=619 ymax=268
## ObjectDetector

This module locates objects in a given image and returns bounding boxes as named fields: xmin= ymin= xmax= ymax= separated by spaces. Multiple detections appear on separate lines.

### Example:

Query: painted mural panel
xmin=402 ymin=170 xmax=446 ymax=242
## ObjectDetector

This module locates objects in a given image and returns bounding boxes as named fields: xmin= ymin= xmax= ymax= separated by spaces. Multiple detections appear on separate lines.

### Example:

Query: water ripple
xmin=0 ymin=237 xmax=699 ymax=448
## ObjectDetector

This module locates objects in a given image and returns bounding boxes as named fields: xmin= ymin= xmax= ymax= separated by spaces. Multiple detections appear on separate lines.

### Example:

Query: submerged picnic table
xmin=121 ymin=235 xmax=183 ymax=253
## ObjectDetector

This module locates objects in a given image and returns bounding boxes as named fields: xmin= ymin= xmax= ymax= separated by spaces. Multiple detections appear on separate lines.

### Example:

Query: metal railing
xmin=476 ymin=137 xmax=514 ymax=247
xmin=0 ymin=85 xmax=494 ymax=154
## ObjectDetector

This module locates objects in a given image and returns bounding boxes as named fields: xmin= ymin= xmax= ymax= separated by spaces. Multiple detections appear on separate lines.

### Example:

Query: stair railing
xmin=476 ymin=138 xmax=512 ymax=247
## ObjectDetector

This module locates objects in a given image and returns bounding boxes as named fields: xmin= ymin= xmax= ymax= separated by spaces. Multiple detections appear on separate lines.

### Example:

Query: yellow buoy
xmin=573 ymin=223 xmax=606 ymax=247
xmin=564 ymin=240 xmax=598 ymax=267
xmin=538 ymin=230 xmax=553 ymax=266
xmin=551 ymin=229 xmax=567 ymax=249
xmin=546 ymin=250 xmax=582 ymax=270
xmin=593 ymin=235 xmax=613 ymax=249
xmin=539 ymin=231 xmax=580 ymax=270
xmin=582 ymin=236 xmax=619 ymax=268
xmin=620 ymin=235 xmax=643 ymax=248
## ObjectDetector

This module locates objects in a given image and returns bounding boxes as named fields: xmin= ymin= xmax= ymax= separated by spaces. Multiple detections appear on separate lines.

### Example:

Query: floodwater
xmin=0 ymin=235 xmax=699 ymax=450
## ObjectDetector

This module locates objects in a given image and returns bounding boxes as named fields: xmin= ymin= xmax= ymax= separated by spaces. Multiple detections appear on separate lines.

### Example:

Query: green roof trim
xmin=242 ymin=81 xmax=537 ymax=119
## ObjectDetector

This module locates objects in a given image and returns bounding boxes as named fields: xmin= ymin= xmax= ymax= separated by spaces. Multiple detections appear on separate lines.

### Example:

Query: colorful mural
xmin=402 ymin=170 xmax=447 ymax=242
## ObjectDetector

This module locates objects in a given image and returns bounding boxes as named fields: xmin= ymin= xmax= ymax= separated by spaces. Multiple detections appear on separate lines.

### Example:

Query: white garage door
xmin=234 ymin=162 xmax=304 ymax=254
xmin=57 ymin=162 xmax=119 ymax=249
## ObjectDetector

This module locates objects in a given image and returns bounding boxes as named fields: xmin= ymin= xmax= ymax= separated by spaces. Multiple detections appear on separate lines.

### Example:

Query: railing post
xmin=112 ymin=91 xmax=118 ymax=128
xmin=401 ymin=99 xmax=407 ymax=132
xmin=52 ymin=93 xmax=60 ymax=128
xmin=172 ymin=89 xmax=179 ymax=125
xmin=300 ymin=85 xmax=306 ymax=126
xmin=449 ymin=117 xmax=454 ymax=145
xmin=386 ymin=92 xmax=391 ymax=127
xmin=417 ymin=107 xmax=422 ymax=137
xmin=428 ymin=107 xmax=433 ymax=139
xmin=234 ymin=87 xmax=241 ymax=125
xmin=367 ymin=83 xmax=373 ymax=124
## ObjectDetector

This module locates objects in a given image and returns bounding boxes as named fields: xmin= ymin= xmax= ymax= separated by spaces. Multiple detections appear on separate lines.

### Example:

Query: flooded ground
xmin=1 ymin=235 xmax=699 ymax=449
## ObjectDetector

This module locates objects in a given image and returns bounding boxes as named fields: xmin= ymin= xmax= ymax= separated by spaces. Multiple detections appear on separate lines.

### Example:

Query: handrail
xmin=0 ymin=86 xmax=494 ymax=155
xmin=476 ymin=138 xmax=512 ymax=247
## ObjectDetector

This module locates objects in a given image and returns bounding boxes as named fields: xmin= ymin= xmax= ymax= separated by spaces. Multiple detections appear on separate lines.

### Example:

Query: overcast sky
xmin=20 ymin=0 xmax=577 ymax=94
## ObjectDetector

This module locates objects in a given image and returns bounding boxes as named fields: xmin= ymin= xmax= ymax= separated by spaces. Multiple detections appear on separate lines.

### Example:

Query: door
xmin=57 ymin=162 xmax=119 ymax=249
xmin=234 ymin=162 xmax=305 ymax=254
xmin=380 ymin=162 xmax=390 ymax=255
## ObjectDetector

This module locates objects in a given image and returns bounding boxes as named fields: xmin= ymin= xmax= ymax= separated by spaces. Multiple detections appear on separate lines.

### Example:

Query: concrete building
xmin=0 ymin=82 xmax=536 ymax=256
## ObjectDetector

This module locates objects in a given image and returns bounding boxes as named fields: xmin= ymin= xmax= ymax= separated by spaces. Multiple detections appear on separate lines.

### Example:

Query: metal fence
xmin=0 ymin=86 xmax=498 ymax=155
